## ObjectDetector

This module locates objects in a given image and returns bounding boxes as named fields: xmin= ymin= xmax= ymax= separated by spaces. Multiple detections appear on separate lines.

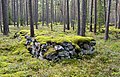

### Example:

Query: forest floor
xmin=0 ymin=25 xmax=120 ymax=77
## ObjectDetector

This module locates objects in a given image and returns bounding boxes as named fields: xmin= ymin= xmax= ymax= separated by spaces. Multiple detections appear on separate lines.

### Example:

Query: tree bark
xmin=54 ymin=1 xmax=57 ymax=23
xmin=20 ymin=0 xmax=24 ymax=26
xmin=80 ymin=0 xmax=87 ymax=36
xmin=104 ymin=0 xmax=112 ymax=40
xmin=63 ymin=0 xmax=66 ymax=32
xmin=104 ymin=0 xmax=106 ymax=23
xmin=94 ymin=0 xmax=97 ymax=33
xmin=0 ymin=0 xmax=2 ymax=32
xmin=73 ymin=0 xmax=76 ymax=30
xmin=42 ymin=0 xmax=45 ymax=26
xmin=118 ymin=14 xmax=120 ymax=29
xmin=90 ymin=0 xmax=93 ymax=32
xmin=2 ymin=0 xmax=9 ymax=35
xmin=13 ymin=0 xmax=16 ymax=26
xmin=29 ymin=0 xmax=34 ymax=37
xmin=118 ymin=0 xmax=120 ymax=29
xmin=16 ymin=0 xmax=19 ymax=28
xmin=34 ymin=0 xmax=38 ymax=29
xmin=67 ymin=0 xmax=70 ymax=30
xmin=26 ymin=0 xmax=29 ymax=26
xmin=71 ymin=0 xmax=75 ymax=30
xmin=115 ymin=0 xmax=118 ymax=28
xmin=77 ymin=0 xmax=80 ymax=35
xmin=50 ymin=0 xmax=54 ymax=31
xmin=46 ymin=0 xmax=49 ymax=26
xmin=11 ymin=0 xmax=14 ymax=21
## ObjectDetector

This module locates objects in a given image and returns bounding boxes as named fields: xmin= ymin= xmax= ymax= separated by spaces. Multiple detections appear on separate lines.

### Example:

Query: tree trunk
xmin=63 ymin=0 xmax=66 ymax=32
xmin=20 ymin=0 xmax=23 ymax=26
xmin=2 ymin=0 xmax=9 ymax=35
xmin=29 ymin=0 xmax=34 ymax=37
xmin=11 ymin=0 xmax=14 ymax=21
xmin=104 ymin=0 xmax=106 ymax=24
xmin=0 ymin=0 xmax=2 ymax=32
xmin=73 ymin=0 xmax=76 ymax=30
xmin=8 ymin=0 xmax=11 ymax=26
xmin=34 ymin=0 xmax=38 ymax=29
xmin=23 ymin=0 xmax=26 ymax=26
xmin=118 ymin=0 xmax=120 ymax=29
xmin=67 ymin=0 xmax=70 ymax=30
xmin=90 ymin=0 xmax=93 ymax=32
xmin=118 ymin=14 xmax=120 ymax=29
xmin=26 ymin=0 xmax=29 ymax=26
xmin=104 ymin=0 xmax=112 ymax=40
xmin=94 ymin=0 xmax=97 ymax=33
xmin=80 ymin=0 xmax=87 ymax=36
xmin=115 ymin=0 xmax=118 ymax=28
xmin=50 ymin=0 xmax=54 ymax=31
xmin=54 ymin=1 xmax=57 ymax=23
xmin=13 ymin=0 xmax=16 ymax=26
xmin=71 ymin=0 xmax=75 ymax=30
xmin=16 ymin=0 xmax=19 ymax=28
xmin=46 ymin=0 xmax=49 ymax=26
xmin=77 ymin=0 xmax=80 ymax=35
xmin=42 ymin=0 xmax=45 ymax=26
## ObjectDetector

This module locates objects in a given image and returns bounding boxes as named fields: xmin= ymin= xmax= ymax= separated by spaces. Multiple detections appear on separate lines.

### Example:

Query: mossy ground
xmin=0 ymin=25 xmax=120 ymax=77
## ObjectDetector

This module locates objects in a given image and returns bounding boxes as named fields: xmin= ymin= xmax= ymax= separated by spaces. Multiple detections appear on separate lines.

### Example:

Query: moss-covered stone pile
xmin=24 ymin=35 xmax=96 ymax=61
xmin=14 ymin=30 xmax=96 ymax=61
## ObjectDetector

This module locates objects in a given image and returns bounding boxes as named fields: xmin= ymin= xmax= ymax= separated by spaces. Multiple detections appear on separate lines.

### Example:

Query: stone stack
xmin=24 ymin=36 xmax=96 ymax=61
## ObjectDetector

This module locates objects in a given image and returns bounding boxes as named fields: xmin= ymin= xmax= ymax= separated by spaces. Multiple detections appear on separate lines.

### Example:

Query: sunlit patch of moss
xmin=100 ymin=26 xmax=120 ymax=34
xmin=36 ymin=36 xmax=52 ymax=44
xmin=0 ymin=43 xmax=17 ymax=51
xmin=69 ymin=36 xmax=94 ymax=43
xmin=0 ymin=71 xmax=32 ymax=77
xmin=14 ymin=71 xmax=28 ymax=76
xmin=36 ymin=35 xmax=94 ymax=44
xmin=44 ymin=47 xmax=56 ymax=57
xmin=18 ymin=30 xmax=29 ymax=36
xmin=58 ymin=33 xmax=66 ymax=37
xmin=35 ymin=30 xmax=52 ymax=36
xmin=12 ymin=45 xmax=29 ymax=55
xmin=12 ymin=49 xmax=28 ymax=55
xmin=0 ymin=40 xmax=2 ymax=44
xmin=38 ymin=22 xmax=42 ymax=25
xmin=0 ymin=62 xmax=11 ymax=67
xmin=109 ymin=42 xmax=120 ymax=52
xmin=19 ymin=38 xmax=26 ymax=44
xmin=0 ymin=74 xmax=13 ymax=77
xmin=0 ymin=56 xmax=8 ymax=62
xmin=51 ymin=37 xmax=71 ymax=43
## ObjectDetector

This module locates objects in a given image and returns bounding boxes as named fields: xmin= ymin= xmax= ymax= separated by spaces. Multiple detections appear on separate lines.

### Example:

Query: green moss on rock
xmin=36 ymin=35 xmax=94 ymax=45
xmin=36 ymin=35 xmax=94 ymax=57
xmin=36 ymin=36 xmax=52 ymax=44
xmin=44 ymin=47 xmax=56 ymax=57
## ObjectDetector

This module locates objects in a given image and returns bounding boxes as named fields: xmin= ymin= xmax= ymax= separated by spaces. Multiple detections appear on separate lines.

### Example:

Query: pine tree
xmin=104 ymin=0 xmax=112 ymax=40
xmin=1 ymin=0 xmax=9 ymax=35
xmin=29 ymin=0 xmax=34 ymax=37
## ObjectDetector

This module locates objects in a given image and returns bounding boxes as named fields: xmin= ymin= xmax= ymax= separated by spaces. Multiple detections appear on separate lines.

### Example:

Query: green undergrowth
xmin=100 ymin=26 xmax=120 ymax=33
xmin=0 ymin=25 xmax=120 ymax=77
